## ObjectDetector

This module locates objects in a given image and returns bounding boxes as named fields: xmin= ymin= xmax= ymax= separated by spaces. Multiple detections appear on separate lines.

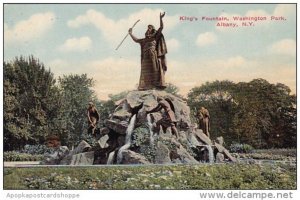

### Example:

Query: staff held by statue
xmin=115 ymin=19 xmax=140 ymax=50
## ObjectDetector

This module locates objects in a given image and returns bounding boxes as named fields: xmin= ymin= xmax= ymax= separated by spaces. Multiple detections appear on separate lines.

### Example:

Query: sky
xmin=4 ymin=4 xmax=296 ymax=100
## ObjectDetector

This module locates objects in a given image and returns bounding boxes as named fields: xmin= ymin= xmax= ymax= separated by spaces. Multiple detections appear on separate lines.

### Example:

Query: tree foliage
xmin=4 ymin=56 xmax=59 ymax=150
xmin=57 ymin=74 xmax=97 ymax=146
xmin=3 ymin=56 xmax=99 ymax=150
xmin=165 ymin=83 xmax=182 ymax=98
xmin=188 ymin=79 xmax=296 ymax=148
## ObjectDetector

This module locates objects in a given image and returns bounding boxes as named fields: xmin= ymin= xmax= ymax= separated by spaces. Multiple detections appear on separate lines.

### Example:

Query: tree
xmin=267 ymin=84 xmax=296 ymax=148
xmin=188 ymin=79 xmax=296 ymax=148
xmin=58 ymin=74 xmax=97 ymax=147
xmin=188 ymin=80 xmax=238 ymax=143
xmin=3 ymin=56 xmax=104 ymax=150
xmin=232 ymin=79 xmax=296 ymax=148
xmin=165 ymin=83 xmax=182 ymax=98
xmin=3 ymin=56 xmax=59 ymax=150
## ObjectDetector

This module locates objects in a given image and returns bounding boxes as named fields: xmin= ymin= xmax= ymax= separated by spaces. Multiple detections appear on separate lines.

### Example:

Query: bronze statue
xmin=87 ymin=102 xmax=100 ymax=136
xmin=198 ymin=107 xmax=210 ymax=138
xmin=129 ymin=12 xmax=168 ymax=90
xmin=146 ymin=96 xmax=179 ymax=138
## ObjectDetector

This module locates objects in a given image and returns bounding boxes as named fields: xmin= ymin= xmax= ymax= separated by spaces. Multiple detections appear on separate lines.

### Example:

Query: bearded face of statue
xmin=145 ymin=25 xmax=156 ymax=38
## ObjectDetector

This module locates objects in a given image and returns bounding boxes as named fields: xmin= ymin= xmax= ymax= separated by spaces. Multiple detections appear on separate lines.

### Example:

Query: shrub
xmin=254 ymin=149 xmax=296 ymax=157
xmin=230 ymin=143 xmax=254 ymax=153
xmin=132 ymin=126 xmax=156 ymax=162
xmin=22 ymin=144 xmax=54 ymax=155
xmin=132 ymin=126 xmax=150 ymax=147
xmin=4 ymin=151 xmax=44 ymax=161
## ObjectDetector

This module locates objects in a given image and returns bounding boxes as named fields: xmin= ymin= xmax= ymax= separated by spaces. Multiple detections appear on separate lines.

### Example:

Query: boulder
xmin=112 ymin=107 xmax=131 ymax=121
xmin=194 ymin=129 xmax=212 ymax=145
xmin=178 ymin=131 xmax=188 ymax=142
xmin=215 ymin=143 xmax=237 ymax=162
xmin=70 ymin=151 xmax=95 ymax=165
xmin=187 ymin=131 xmax=204 ymax=147
xmin=106 ymin=90 xmax=192 ymax=133
xmin=60 ymin=140 xmax=91 ymax=165
xmin=214 ymin=143 xmax=225 ymax=153
xmin=105 ymin=119 xmax=128 ymax=135
xmin=126 ymin=90 xmax=154 ymax=109
xmin=155 ymin=142 xmax=171 ymax=164
xmin=216 ymin=152 xmax=225 ymax=163
xmin=120 ymin=150 xmax=150 ymax=164
xmin=172 ymin=145 xmax=199 ymax=164
xmin=98 ymin=134 xmax=109 ymax=148
xmin=216 ymin=136 xmax=225 ymax=146
xmin=43 ymin=146 xmax=69 ymax=165
xmin=73 ymin=140 xmax=91 ymax=154
xmin=158 ymin=136 xmax=198 ymax=164
xmin=60 ymin=155 xmax=72 ymax=165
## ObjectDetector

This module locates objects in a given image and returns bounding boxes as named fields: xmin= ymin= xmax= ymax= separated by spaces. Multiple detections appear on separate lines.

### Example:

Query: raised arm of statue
xmin=147 ymin=104 xmax=163 ymax=114
xmin=157 ymin=12 xmax=165 ymax=34
xmin=129 ymin=28 xmax=141 ymax=43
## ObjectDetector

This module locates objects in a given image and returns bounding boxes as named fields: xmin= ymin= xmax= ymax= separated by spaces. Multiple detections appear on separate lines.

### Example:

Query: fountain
xmin=116 ymin=114 xmax=137 ymax=164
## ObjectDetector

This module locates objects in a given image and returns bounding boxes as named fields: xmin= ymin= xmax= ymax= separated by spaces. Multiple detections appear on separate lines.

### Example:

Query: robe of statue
xmin=135 ymin=27 xmax=167 ymax=90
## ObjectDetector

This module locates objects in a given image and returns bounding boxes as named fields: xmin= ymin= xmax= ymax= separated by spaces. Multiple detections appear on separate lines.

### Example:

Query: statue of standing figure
xmin=198 ymin=107 xmax=210 ymax=138
xmin=129 ymin=12 xmax=168 ymax=90
xmin=87 ymin=102 xmax=100 ymax=136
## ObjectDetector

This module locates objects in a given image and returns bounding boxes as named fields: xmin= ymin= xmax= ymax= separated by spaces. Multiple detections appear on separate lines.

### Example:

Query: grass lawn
xmin=4 ymin=163 xmax=296 ymax=190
